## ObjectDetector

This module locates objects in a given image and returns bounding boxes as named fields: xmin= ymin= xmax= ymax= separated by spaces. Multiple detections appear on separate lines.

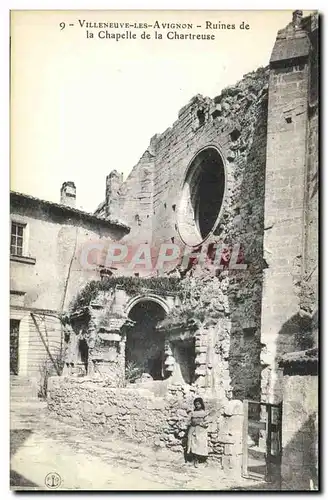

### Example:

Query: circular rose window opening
xmin=177 ymin=146 xmax=226 ymax=247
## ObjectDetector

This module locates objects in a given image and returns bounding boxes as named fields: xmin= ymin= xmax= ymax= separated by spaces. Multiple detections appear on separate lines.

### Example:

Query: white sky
xmin=1 ymin=3 xmax=326 ymax=498
xmin=10 ymin=10 xmax=312 ymax=213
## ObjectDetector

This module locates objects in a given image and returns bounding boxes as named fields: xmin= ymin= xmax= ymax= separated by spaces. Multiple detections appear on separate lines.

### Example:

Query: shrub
xmin=125 ymin=360 xmax=145 ymax=384
xmin=70 ymin=276 xmax=181 ymax=313
xmin=38 ymin=351 xmax=65 ymax=399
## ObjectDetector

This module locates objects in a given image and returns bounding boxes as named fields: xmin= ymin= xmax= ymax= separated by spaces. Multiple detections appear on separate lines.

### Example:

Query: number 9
xmin=60 ymin=22 xmax=65 ymax=30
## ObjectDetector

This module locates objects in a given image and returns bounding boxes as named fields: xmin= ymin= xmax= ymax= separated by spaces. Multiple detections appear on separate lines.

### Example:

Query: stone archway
xmin=125 ymin=293 xmax=171 ymax=316
xmin=125 ymin=296 xmax=169 ymax=382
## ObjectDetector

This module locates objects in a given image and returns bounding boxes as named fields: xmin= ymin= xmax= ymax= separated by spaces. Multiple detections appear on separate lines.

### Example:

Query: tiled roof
xmin=278 ymin=347 xmax=318 ymax=374
xmin=10 ymin=191 xmax=130 ymax=232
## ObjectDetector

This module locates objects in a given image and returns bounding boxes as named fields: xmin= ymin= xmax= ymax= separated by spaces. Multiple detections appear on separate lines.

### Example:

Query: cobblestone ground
xmin=10 ymin=400 xmax=271 ymax=491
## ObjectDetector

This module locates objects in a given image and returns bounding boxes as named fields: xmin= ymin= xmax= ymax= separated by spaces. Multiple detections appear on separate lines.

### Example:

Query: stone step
xmin=10 ymin=394 xmax=36 ymax=399
xmin=10 ymin=397 xmax=39 ymax=403
xmin=10 ymin=386 xmax=37 ymax=392
xmin=10 ymin=376 xmax=37 ymax=385
xmin=10 ymin=385 xmax=37 ymax=391
xmin=10 ymin=377 xmax=39 ymax=400
xmin=11 ymin=387 xmax=38 ymax=395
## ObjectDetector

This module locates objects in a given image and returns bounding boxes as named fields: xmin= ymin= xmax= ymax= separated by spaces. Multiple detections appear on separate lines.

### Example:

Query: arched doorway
xmin=125 ymin=300 xmax=166 ymax=381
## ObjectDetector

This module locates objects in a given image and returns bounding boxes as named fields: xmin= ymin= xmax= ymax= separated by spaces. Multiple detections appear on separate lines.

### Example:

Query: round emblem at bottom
xmin=45 ymin=472 xmax=62 ymax=489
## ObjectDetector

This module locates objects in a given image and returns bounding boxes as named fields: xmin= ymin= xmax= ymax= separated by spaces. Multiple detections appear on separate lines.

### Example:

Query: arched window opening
xmin=177 ymin=147 xmax=226 ymax=246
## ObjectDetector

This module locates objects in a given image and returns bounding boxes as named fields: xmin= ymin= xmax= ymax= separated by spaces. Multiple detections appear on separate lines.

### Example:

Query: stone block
xmin=149 ymin=398 xmax=166 ymax=411
xmin=195 ymin=345 xmax=207 ymax=353
xmin=103 ymin=404 xmax=117 ymax=417
xmin=119 ymin=414 xmax=131 ymax=421
xmin=83 ymin=402 xmax=94 ymax=413
xmin=221 ymin=415 xmax=244 ymax=438
xmin=224 ymin=400 xmax=244 ymax=416
xmin=94 ymin=405 xmax=105 ymax=414
xmin=130 ymin=407 xmax=141 ymax=415
xmin=135 ymin=420 xmax=146 ymax=432
xmin=195 ymin=353 xmax=207 ymax=365
xmin=195 ymin=366 xmax=206 ymax=376
xmin=121 ymin=399 xmax=137 ymax=410
xmin=176 ymin=408 xmax=188 ymax=418
xmin=224 ymin=442 xmax=243 ymax=456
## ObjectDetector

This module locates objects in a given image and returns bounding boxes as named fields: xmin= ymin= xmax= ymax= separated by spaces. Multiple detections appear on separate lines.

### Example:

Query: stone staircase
xmin=10 ymin=376 xmax=39 ymax=402
xmin=10 ymin=377 xmax=47 ymax=430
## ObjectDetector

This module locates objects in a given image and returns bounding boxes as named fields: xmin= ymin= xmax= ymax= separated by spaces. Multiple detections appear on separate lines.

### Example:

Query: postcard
xmin=10 ymin=9 xmax=319 ymax=491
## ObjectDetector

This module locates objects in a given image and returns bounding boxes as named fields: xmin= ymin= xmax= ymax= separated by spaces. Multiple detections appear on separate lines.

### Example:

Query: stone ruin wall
xmin=96 ymin=148 xmax=155 ymax=255
xmin=303 ymin=20 xmax=319 ymax=340
xmin=260 ymin=12 xmax=319 ymax=403
xmin=92 ymin=11 xmax=319 ymax=407
xmin=96 ymin=67 xmax=270 ymax=401
xmin=48 ymin=377 xmax=244 ymax=471
xmin=64 ymin=285 xmax=232 ymax=398
xmin=47 ymin=13 xmax=319 ymax=473
xmin=46 ymin=13 xmax=319 ymax=477
xmin=55 ymin=274 xmax=258 ymax=465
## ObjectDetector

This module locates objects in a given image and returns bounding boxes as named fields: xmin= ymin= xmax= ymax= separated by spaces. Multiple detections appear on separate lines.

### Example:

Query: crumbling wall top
xmin=270 ymin=11 xmax=317 ymax=64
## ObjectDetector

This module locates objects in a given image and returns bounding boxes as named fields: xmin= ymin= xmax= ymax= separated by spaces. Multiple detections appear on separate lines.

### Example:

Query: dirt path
xmin=10 ymin=401 xmax=267 ymax=491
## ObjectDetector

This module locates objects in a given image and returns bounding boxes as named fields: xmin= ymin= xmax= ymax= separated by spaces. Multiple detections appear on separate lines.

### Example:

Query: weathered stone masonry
xmin=260 ymin=12 xmax=319 ymax=404
xmin=48 ymin=377 xmax=244 ymax=469
xmin=48 ymin=12 xmax=318 ymax=474
xmin=96 ymin=66 xmax=270 ymax=401
xmin=49 ymin=65 xmax=270 ymax=468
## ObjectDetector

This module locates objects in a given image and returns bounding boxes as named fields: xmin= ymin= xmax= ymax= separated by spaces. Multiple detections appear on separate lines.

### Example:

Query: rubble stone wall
xmin=48 ymin=376 xmax=244 ymax=471
xmin=151 ymin=70 xmax=269 ymax=401
xmin=94 ymin=13 xmax=318 ymax=405
xmin=95 ymin=68 xmax=269 ymax=400
xmin=96 ymin=149 xmax=155 ymax=254
xmin=98 ymin=70 xmax=269 ymax=259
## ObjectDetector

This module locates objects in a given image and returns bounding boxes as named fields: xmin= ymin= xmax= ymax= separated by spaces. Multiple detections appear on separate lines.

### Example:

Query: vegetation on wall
xmin=70 ymin=276 xmax=181 ymax=313
xmin=70 ymin=272 xmax=227 ymax=331
xmin=38 ymin=351 xmax=65 ymax=399
xmin=159 ymin=274 xmax=227 ymax=330
xmin=125 ymin=360 xmax=146 ymax=384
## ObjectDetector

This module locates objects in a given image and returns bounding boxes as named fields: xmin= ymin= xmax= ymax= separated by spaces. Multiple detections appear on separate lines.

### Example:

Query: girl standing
xmin=187 ymin=397 xmax=209 ymax=467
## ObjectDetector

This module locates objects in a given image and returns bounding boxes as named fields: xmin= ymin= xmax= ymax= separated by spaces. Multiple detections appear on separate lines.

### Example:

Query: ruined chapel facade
xmin=12 ymin=11 xmax=318 ymax=482
xmin=58 ymin=11 xmax=319 ymax=403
